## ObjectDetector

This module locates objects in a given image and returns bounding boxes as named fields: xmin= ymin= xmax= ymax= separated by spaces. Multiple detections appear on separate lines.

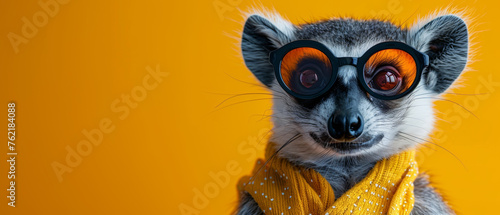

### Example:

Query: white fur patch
xmin=242 ymin=8 xmax=296 ymax=42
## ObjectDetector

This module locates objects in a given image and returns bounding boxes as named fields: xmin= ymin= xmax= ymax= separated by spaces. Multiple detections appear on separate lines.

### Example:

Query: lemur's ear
xmin=408 ymin=15 xmax=469 ymax=93
xmin=241 ymin=14 xmax=296 ymax=87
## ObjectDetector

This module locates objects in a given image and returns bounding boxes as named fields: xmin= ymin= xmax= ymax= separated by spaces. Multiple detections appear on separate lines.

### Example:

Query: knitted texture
xmin=238 ymin=143 xmax=418 ymax=215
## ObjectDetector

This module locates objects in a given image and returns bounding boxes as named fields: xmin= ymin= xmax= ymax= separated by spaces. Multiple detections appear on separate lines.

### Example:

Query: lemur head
xmin=241 ymin=10 xmax=468 ymax=163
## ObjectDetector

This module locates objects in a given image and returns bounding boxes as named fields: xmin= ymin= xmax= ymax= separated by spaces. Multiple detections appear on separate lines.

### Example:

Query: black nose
xmin=328 ymin=111 xmax=364 ymax=140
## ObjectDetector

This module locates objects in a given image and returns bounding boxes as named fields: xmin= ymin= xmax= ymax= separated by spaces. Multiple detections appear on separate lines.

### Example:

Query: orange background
xmin=1 ymin=0 xmax=499 ymax=214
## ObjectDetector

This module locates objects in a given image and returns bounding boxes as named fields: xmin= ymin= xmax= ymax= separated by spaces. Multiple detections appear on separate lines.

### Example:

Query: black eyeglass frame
xmin=269 ymin=40 xmax=429 ymax=100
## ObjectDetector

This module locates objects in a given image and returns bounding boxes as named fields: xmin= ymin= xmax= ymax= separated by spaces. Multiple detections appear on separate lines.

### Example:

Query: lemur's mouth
xmin=309 ymin=132 xmax=384 ymax=154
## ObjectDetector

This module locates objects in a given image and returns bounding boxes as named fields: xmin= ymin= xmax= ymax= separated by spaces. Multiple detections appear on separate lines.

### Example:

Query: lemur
xmin=235 ymin=9 xmax=468 ymax=215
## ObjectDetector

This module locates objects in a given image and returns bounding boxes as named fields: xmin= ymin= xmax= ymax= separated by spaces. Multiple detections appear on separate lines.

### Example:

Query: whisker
xmin=398 ymin=132 xmax=467 ymax=170
xmin=416 ymin=91 xmax=489 ymax=97
xmin=223 ymin=72 xmax=288 ymax=96
xmin=210 ymin=98 xmax=274 ymax=113
xmin=244 ymin=133 xmax=302 ymax=186
xmin=223 ymin=72 xmax=262 ymax=87
xmin=215 ymin=93 xmax=274 ymax=108
xmin=442 ymin=92 xmax=488 ymax=96
xmin=413 ymin=96 xmax=479 ymax=119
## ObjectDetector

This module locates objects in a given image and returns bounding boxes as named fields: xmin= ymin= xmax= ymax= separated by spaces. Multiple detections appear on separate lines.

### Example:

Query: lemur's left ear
xmin=407 ymin=15 xmax=469 ymax=94
xmin=241 ymin=13 xmax=296 ymax=87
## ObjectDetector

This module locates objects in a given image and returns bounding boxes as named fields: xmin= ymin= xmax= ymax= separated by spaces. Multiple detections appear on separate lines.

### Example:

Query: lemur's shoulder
xmin=411 ymin=172 xmax=455 ymax=215
xmin=235 ymin=192 xmax=263 ymax=215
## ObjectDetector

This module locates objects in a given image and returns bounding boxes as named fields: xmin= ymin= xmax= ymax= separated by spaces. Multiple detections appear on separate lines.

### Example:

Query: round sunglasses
xmin=269 ymin=40 xmax=429 ymax=100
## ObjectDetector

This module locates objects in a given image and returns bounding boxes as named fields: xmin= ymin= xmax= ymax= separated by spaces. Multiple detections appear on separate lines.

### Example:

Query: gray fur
xmin=237 ymin=194 xmax=264 ymax=215
xmin=296 ymin=18 xmax=406 ymax=47
xmin=237 ymin=11 xmax=467 ymax=215
xmin=410 ymin=173 xmax=454 ymax=215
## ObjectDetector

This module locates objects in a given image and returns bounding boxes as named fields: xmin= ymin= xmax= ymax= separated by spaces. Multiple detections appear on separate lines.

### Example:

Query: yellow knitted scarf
xmin=238 ymin=143 xmax=418 ymax=215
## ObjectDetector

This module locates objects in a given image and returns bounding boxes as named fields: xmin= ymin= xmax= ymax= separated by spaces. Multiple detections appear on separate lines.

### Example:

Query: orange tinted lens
xmin=280 ymin=47 xmax=332 ymax=95
xmin=363 ymin=49 xmax=416 ymax=96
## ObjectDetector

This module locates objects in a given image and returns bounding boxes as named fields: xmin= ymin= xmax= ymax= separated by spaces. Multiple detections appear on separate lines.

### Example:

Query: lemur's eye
xmin=299 ymin=67 xmax=319 ymax=88
xmin=370 ymin=66 xmax=401 ymax=91
xmin=280 ymin=47 xmax=332 ymax=96
xmin=363 ymin=49 xmax=417 ymax=98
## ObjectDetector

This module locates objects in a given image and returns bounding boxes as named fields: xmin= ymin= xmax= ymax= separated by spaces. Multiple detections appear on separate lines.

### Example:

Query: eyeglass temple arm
xmin=422 ymin=54 xmax=430 ymax=67
xmin=269 ymin=51 xmax=276 ymax=65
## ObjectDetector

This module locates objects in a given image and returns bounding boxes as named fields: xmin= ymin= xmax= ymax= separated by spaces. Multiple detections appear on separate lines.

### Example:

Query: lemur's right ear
xmin=241 ymin=14 xmax=296 ymax=87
